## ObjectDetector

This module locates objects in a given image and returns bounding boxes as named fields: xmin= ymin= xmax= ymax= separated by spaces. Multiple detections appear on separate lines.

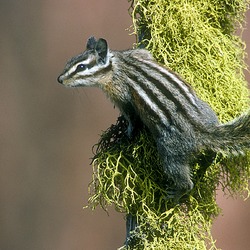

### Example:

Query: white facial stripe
xmin=75 ymin=53 xmax=111 ymax=77
xmin=67 ymin=56 xmax=95 ymax=76
xmin=76 ymin=66 xmax=98 ymax=76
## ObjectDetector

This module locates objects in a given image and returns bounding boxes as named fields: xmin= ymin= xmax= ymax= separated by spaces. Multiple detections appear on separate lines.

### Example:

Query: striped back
xmin=111 ymin=49 xmax=218 ymax=136
xmin=58 ymin=37 xmax=218 ymax=136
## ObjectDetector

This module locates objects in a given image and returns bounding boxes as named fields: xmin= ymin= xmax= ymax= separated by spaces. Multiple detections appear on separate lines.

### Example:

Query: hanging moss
xmin=87 ymin=0 xmax=250 ymax=249
xmin=88 ymin=117 xmax=221 ymax=249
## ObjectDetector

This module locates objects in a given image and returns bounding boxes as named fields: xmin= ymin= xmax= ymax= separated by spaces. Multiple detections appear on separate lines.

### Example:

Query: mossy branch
xmin=86 ymin=0 xmax=250 ymax=249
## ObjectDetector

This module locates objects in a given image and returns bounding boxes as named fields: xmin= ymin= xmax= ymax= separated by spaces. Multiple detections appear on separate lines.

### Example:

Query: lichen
xmin=86 ymin=0 xmax=250 ymax=249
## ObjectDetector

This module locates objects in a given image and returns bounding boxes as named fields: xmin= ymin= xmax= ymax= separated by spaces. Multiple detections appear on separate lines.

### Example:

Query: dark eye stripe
xmin=76 ymin=64 xmax=87 ymax=72
xmin=67 ymin=58 xmax=98 ymax=79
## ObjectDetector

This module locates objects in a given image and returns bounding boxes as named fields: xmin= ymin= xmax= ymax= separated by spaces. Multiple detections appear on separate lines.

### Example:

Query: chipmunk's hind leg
xmin=156 ymin=133 xmax=195 ymax=200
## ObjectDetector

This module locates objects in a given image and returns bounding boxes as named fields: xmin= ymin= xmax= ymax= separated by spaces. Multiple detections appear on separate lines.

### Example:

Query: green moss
xmin=131 ymin=0 xmax=250 ymax=122
xmin=88 ymin=117 xmax=221 ymax=249
xmin=87 ymin=0 xmax=250 ymax=249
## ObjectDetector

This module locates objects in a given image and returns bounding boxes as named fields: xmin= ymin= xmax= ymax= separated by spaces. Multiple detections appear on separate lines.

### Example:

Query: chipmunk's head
xmin=58 ymin=37 xmax=111 ymax=87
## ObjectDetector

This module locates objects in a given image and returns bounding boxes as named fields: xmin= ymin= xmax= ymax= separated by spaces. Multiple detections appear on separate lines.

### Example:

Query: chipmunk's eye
xmin=76 ymin=64 xmax=87 ymax=72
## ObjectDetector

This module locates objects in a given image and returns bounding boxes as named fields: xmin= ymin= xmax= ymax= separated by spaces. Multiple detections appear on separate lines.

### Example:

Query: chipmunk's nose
xmin=57 ymin=74 xmax=63 ymax=84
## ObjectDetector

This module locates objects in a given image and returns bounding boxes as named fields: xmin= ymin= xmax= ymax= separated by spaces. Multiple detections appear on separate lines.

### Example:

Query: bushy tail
xmin=201 ymin=111 xmax=250 ymax=154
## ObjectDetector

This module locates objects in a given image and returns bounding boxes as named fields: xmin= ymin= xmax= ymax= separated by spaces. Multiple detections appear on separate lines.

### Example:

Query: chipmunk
xmin=58 ymin=36 xmax=250 ymax=199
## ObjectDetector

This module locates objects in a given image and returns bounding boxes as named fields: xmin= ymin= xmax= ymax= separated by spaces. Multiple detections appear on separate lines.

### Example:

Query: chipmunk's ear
xmin=86 ymin=36 xmax=97 ymax=50
xmin=95 ymin=38 xmax=108 ymax=64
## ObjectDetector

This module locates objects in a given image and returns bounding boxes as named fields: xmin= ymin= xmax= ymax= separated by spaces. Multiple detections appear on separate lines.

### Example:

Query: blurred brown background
xmin=0 ymin=1 xmax=249 ymax=249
